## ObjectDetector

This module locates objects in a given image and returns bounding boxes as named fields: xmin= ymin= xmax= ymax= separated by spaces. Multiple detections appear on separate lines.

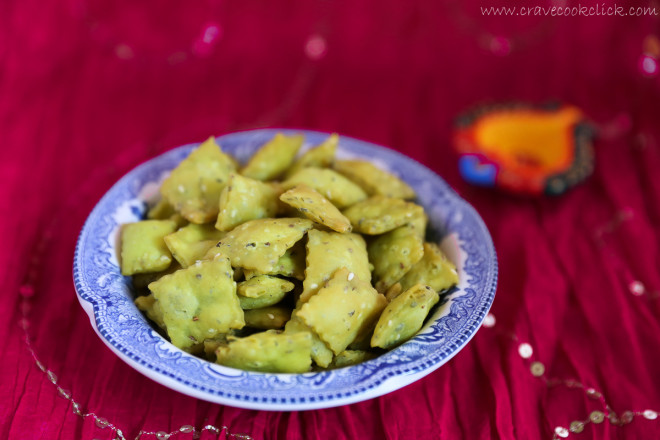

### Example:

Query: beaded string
xmin=593 ymin=208 xmax=660 ymax=301
xmin=16 ymin=163 xmax=253 ymax=440
xmin=481 ymin=314 xmax=659 ymax=438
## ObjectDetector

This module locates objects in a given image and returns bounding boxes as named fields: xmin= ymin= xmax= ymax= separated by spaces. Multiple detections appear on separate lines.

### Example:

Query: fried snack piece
xmin=206 ymin=218 xmax=313 ymax=273
xmin=329 ymin=349 xmax=377 ymax=368
xmin=243 ymin=241 xmax=306 ymax=280
xmin=282 ymin=168 xmax=367 ymax=209
xmin=238 ymin=289 xmax=289 ymax=310
xmin=241 ymin=133 xmax=303 ymax=181
xmin=334 ymin=159 xmax=416 ymax=199
xmin=132 ymin=262 xmax=181 ymax=289
xmin=408 ymin=209 xmax=428 ymax=240
xmin=284 ymin=312 xmax=335 ymax=368
xmin=215 ymin=173 xmax=280 ymax=231
xmin=368 ymin=225 xmax=424 ymax=293
xmin=148 ymin=256 xmax=244 ymax=350
xmin=145 ymin=201 xmax=189 ymax=229
xmin=237 ymin=275 xmax=295 ymax=298
xmin=171 ymin=214 xmax=189 ymax=228
xmin=161 ymin=137 xmax=237 ymax=224
xmin=134 ymin=293 xmax=166 ymax=330
xmin=300 ymin=230 xmax=371 ymax=304
xmin=285 ymin=133 xmax=338 ymax=178
xmin=164 ymin=223 xmax=226 ymax=268
xmin=343 ymin=196 xmax=425 ymax=235
xmin=279 ymin=184 xmax=352 ymax=233
xmin=371 ymin=284 xmax=439 ymax=349
xmin=297 ymin=268 xmax=387 ymax=355
xmin=384 ymin=283 xmax=403 ymax=302
xmin=215 ymin=330 xmax=312 ymax=373
xmin=244 ymin=306 xmax=291 ymax=330
xmin=120 ymin=220 xmax=177 ymax=275
xmin=147 ymin=199 xmax=177 ymax=220
xmin=203 ymin=336 xmax=232 ymax=361
xmin=346 ymin=326 xmax=375 ymax=351
xmin=398 ymin=242 xmax=459 ymax=292
xmin=147 ymin=200 xmax=188 ymax=228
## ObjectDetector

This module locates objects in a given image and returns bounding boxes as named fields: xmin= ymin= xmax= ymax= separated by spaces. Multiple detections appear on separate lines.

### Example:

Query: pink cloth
xmin=1 ymin=1 xmax=659 ymax=438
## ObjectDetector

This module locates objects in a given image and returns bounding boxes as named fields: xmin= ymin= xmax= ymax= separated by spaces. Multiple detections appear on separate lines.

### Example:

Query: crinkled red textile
xmin=1 ymin=1 xmax=659 ymax=439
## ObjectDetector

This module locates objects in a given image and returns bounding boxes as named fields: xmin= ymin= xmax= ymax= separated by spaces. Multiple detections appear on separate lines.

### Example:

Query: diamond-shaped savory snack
xmin=284 ymin=312 xmax=335 ymax=368
xmin=368 ymin=225 xmax=424 ymax=293
xmin=238 ymin=288 xmax=290 ymax=310
xmin=297 ymin=268 xmax=387 ymax=355
xmin=120 ymin=220 xmax=178 ymax=276
xmin=408 ymin=209 xmax=428 ymax=240
xmin=384 ymin=283 xmax=403 ymax=302
xmin=163 ymin=223 xmax=226 ymax=268
xmin=334 ymin=159 xmax=416 ymax=199
xmin=148 ymin=256 xmax=244 ymax=350
xmin=398 ymin=242 xmax=459 ymax=292
xmin=147 ymin=199 xmax=177 ymax=220
xmin=371 ymin=284 xmax=439 ymax=349
xmin=243 ymin=240 xmax=306 ymax=280
xmin=215 ymin=173 xmax=279 ymax=231
xmin=285 ymin=133 xmax=338 ymax=178
xmin=329 ymin=349 xmax=377 ymax=369
xmin=244 ymin=306 xmax=291 ymax=330
xmin=203 ymin=335 xmax=234 ymax=362
xmin=342 ymin=196 xmax=425 ymax=235
xmin=170 ymin=214 xmax=189 ymax=228
xmin=241 ymin=133 xmax=304 ymax=181
xmin=299 ymin=230 xmax=371 ymax=305
xmin=161 ymin=137 xmax=237 ymax=224
xmin=279 ymin=184 xmax=352 ymax=233
xmin=147 ymin=200 xmax=189 ymax=228
xmin=206 ymin=218 xmax=313 ymax=273
xmin=215 ymin=330 xmax=312 ymax=373
xmin=134 ymin=293 xmax=166 ymax=330
xmin=282 ymin=168 xmax=367 ymax=209
xmin=132 ymin=262 xmax=181 ymax=290
xmin=346 ymin=324 xmax=375 ymax=351
xmin=238 ymin=275 xmax=294 ymax=298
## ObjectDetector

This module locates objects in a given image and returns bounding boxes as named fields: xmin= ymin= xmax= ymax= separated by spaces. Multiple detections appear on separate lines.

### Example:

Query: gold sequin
xmin=57 ymin=387 xmax=71 ymax=400
xmin=530 ymin=361 xmax=545 ymax=377
xmin=565 ymin=380 xmax=581 ymax=388
xmin=569 ymin=421 xmax=584 ymax=433
xmin=621 ymin=410 xmax=634 ymax=424
xmin=46 ymin=370 xmax=58 ymax=384
xmin=590 ymin=410 xmax=605 ymax=424
xmin=554 ymin=426 xmax=569 ymax=438
xmin=585 ymin=388 xmax=601 ymax=399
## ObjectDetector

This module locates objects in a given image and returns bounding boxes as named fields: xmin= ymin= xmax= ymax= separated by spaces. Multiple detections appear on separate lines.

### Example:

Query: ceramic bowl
xmin=73 ymin=129 xmax=497 ymax=411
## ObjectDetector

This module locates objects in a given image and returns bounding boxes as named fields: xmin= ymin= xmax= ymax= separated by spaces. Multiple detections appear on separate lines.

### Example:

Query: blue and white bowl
xmin=73 ymin=129 xmax=497 ymax=411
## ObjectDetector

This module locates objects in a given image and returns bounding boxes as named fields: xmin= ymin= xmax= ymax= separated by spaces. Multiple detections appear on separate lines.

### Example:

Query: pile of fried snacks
xmin=122 ymin=133 xmax=459 ymax=373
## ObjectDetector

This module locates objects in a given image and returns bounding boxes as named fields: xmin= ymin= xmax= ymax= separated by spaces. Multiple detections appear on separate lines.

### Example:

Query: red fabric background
xmin=1 ymin=0 xmax=659 ymax=439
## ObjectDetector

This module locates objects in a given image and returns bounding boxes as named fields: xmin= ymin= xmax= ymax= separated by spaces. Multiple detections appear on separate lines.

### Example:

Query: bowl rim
xmin=73 ymin=128 xmax=498 ymax=411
